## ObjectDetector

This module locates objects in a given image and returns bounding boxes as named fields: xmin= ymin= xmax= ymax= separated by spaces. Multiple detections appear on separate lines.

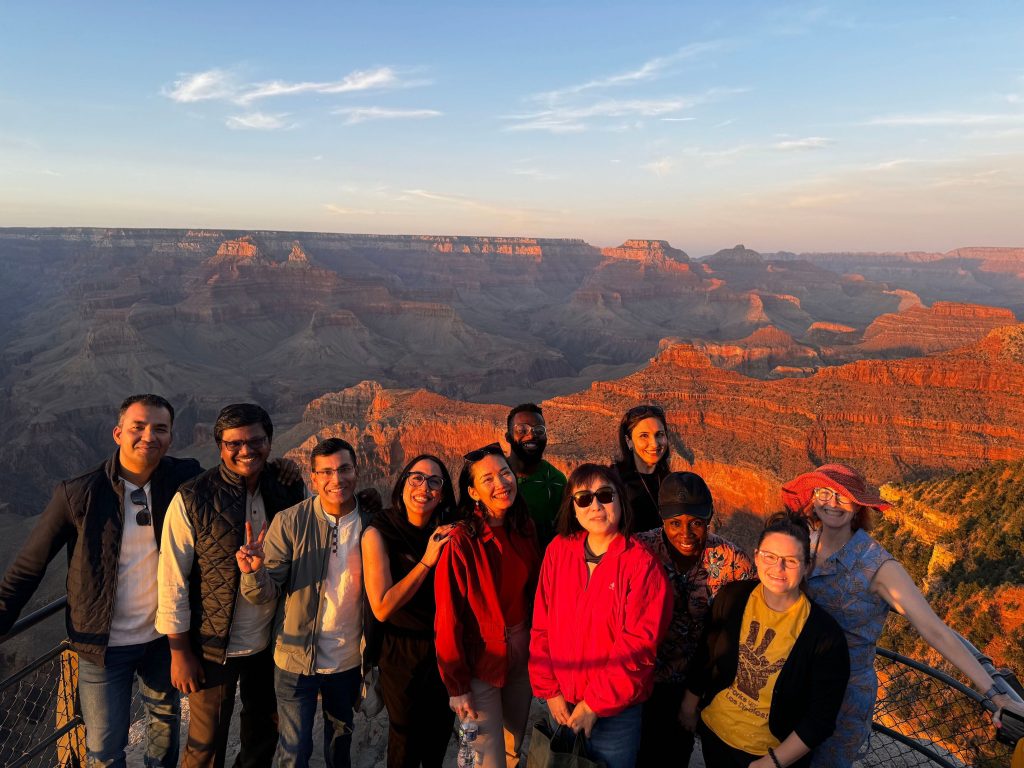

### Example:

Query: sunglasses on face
xmin=406 ymin=471 xmax=445 ymax=491
xmin=462 ymin=442 xmax=503 ymax=463
xmin=130 ymin=487 xmax=151 ymax=526
xmin=572 ymin=487 xmax=616 ymax=508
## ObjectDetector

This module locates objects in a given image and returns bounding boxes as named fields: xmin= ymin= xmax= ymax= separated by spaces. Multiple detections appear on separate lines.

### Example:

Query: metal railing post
xmin=56 ymin=649 xmax=85 ymax=768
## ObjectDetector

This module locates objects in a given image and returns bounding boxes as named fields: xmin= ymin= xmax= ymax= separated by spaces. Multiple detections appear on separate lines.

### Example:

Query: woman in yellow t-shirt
xmin=681 ymin=514 xmax=849 ymax=768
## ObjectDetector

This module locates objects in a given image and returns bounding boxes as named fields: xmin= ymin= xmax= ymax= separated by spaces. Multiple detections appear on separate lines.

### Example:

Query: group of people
xmin=0 ymin=397 xmax=1019 ymax=768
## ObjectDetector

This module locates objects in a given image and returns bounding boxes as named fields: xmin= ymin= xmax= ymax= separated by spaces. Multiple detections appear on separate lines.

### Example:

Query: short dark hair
xmin=391 ymin=454 xmax=458 ymax=523
xmin=507 ymin=403 xmax=544 ymax=433
xmin=758 ymin=512 xmax=812 ymax=564
xmin=310 ymin=437 xmax=356 ymax=469
xmin=556 ymin=463 xmax=633 ymax=538
xmin=119 ymin=394 xmax=175 ymax=425
xmin=616 ymin=404 xmax=670 ymax=471
xmin=214 ymin=403 xmax=273 ymax=443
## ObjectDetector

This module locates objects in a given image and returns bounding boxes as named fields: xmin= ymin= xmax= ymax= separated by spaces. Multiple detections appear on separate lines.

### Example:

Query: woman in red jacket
xmin=529 ymin=463 xmax=673 ymax=768
xmin=434 ymin=443 xmax=541 ymax=768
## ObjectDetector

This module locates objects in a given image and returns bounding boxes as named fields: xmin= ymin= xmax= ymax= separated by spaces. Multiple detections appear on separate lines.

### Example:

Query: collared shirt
xmin=635 ymin=530 xmax=755 ymax=683
xmin=516 ymin=460 xmax=567 ymax=547
xmin=314 ymin=499 xmax=363 ymax=674
xmin=157 ymin=489 xmax=275 ymax=656
xmin=108 ymin=480 xmax=161 ymax=646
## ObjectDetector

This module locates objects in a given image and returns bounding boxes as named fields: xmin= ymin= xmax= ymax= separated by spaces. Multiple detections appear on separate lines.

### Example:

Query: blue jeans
xmin=585 ymin=703 xmax=642 ymax=768
xmin=76 ymin=637 xmax=180 ymax=768
xmin=274 ymin=665 xmax=361 ymax=768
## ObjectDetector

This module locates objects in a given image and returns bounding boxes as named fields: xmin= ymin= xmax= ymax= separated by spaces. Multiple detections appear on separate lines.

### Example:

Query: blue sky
xmin=2 ymin=1 xmax=1023 ymax=254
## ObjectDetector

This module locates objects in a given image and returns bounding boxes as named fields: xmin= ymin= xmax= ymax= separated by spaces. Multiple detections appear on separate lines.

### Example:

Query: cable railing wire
xmin=0 ymin=598 xmax=1019 ymax=767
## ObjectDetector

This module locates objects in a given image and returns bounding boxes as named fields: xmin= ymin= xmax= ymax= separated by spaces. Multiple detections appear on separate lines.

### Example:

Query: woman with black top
xmin=362 ymin=454 xmax=458 ymax=768
xmin=681 ymin=514 xmax=849 ymax=768
xmin=612 ymin=404 xmax=671 ymax=533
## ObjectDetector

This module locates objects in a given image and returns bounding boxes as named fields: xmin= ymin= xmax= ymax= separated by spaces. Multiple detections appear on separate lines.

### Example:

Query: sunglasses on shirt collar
xmin=130 ymin=487 xmax=151 ymax=526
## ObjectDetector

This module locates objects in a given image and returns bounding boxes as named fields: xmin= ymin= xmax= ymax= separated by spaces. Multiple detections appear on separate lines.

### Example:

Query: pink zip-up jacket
xmin=529 ymin=531 xmax=673 ymax=717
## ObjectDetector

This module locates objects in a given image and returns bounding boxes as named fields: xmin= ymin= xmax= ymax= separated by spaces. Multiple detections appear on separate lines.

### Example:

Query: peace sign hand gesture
xmin=236 ymin=521 xmax=267 ymax=573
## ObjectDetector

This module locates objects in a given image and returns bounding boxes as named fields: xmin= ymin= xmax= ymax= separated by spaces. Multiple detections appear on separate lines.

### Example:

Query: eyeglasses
xmin=130 ymin=487 xmax=151 ymax=526
xmin=406 ymin=471 xmax=444 ymax=490
xmin=572 ymin=487 xmax=616 ymax=508
xmin=756 ymin=549 xmax=803 ymax=570
xmin=220 ymin=436 xmax=269 ymax=452
xmin=463 ymin=442 xmax=503 ymax=463
xmin=511 ymin=424 xmax=547 ymax=438
xmin=812 ymin=487 xmax=853 ymax=506
xmin=312 ymin=465 xmax=356 ymax=479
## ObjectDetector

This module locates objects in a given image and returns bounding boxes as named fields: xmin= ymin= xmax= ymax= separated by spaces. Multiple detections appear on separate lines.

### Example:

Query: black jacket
xmin=0 ymin=451 xmax=201 ymax=664
xmin=685 ymin=579 xmax=850 ymax=751
xmin=612 ymin=459 xmax=667 ymax=534
xmin=177 ymin=463 xmax=305 ymax=663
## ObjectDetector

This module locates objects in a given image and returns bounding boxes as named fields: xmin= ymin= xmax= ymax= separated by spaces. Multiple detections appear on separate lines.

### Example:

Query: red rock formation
xmin=859 ymin=302 xmax=1017 ymax=355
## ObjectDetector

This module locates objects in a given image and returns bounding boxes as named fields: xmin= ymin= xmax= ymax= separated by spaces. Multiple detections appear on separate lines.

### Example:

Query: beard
xmin=510 ymin=437 xmax=546 ymax=464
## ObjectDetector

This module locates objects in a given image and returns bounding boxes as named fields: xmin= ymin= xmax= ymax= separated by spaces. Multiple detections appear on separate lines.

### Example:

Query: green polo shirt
xmin=516 ymin=460 xmax=567 ymax=548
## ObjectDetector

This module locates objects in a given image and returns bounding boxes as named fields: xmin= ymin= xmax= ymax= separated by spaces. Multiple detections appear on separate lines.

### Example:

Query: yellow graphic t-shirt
xmin=701 ymin=584 xmax=811 ymax=754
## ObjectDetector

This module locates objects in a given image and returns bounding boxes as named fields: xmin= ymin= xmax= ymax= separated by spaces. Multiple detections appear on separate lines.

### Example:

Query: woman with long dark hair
xmin=612 ymin=404 xmax=671 ymax=533
xmin=434 ymin=443 xmax=541 ymax=768
xmin=362 ymin=455 xmax=458 ymax=768
xmin=682 ymin=513 xmax=850 ymax=768
xmin=782 ymin=463 xmax=1024 ymax=767
xmin=529 ymin=463 xmax=672 ymax=768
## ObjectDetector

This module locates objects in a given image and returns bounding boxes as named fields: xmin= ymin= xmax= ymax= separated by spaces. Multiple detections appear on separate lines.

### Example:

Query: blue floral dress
xmin=806 ymin=528 xmax=893 ymax=767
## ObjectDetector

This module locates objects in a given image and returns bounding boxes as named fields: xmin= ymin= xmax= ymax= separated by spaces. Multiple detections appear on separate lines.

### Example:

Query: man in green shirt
xmin=504 ymin=403 xmax=566 ymax=548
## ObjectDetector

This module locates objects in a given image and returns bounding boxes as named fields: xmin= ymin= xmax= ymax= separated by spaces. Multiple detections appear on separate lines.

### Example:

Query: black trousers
xmin=637 ymin=682 xmax=694 ymax=768
xmin=379 ymin=633 xmax=455 ymax=768
xmin=183 ymin=645 xmax=278 ymax=768
xmin=698 ymin=721 xmax=812 ymax=768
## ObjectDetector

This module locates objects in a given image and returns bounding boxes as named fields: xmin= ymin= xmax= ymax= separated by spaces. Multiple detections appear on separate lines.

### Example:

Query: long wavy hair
xmin=390 ymin=454 xmax=458 ymax=525
xmin=456 ymin=450 xmax=531 ymax=537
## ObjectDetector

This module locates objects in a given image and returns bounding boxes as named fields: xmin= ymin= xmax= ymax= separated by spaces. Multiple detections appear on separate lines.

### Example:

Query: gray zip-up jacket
xmin=240 ymin=496 xmax=371 ymax=675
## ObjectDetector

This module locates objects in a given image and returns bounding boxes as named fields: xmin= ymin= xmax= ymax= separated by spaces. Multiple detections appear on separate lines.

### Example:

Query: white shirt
xmin=157 ymin=488 xmax=275 ymax=657
xmin=314 ymin=501 xmax=363 ymax=674
xmin=108 ymin=480 xmax=161 ymax=646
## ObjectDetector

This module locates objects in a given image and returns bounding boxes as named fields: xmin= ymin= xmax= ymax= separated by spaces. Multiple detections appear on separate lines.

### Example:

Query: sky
xmin=2 ymin=1 xmax=1023 ymax=255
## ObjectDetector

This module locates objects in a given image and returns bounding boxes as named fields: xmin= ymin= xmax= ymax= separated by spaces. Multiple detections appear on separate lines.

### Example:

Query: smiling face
xmin=627 ymin=416 xmax=668 ymax=471
xmin=311 ymin=448 xmax=357 ymax=516
xmin=507 ymin=411 xmax=548 ymax=465
xmin=467 ymin=453 xmax=517 ymax=517
xmin=813 ymin=487 xmax=859 ymax=532
xmin=219 ymin=423 xmax=271 ymax=483
xmin=113 ymin=402 xmax=173 ymax=475
xmin=663 ymin=513 xmax=709 ymax=557
xmin=402 ymin=457 xmax=444 ymax=519
xmin=755 ymin=532 xmax=807 ymax=598
xmin=572 ymin=477 xmax=622 ymax=539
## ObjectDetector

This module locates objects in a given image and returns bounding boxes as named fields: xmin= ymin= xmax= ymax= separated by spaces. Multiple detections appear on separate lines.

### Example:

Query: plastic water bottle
xmin=457 ymin=719 xmax=478 ymax=767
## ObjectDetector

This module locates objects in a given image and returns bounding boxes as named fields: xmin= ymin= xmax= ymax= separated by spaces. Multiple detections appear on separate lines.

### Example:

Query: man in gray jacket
xmin=237 ymin=437 xmax=371 ymax=768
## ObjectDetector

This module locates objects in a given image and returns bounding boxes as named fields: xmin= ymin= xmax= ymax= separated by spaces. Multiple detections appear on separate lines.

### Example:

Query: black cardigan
xmin=685 ymin=579 xmax=850 ymax=750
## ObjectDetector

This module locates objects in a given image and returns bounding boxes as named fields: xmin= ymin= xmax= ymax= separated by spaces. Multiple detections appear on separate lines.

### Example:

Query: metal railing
xmin=1 ymin=598 xmax=1021 ymax=768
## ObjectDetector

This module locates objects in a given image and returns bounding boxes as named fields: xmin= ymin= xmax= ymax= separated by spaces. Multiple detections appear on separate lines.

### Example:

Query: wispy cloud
xmin=788 ymin=191 xmax=857 ymax=208
xmin=535 ymin=42 xmax=724 ymax=102
xmin=401 ymin=188 xmax=538 ymax=220
xmin=331 ymin=106 xmax=442 ymax=125
xmin=510 ymin=167 xmax=555 ymax=181
xmin=662 ymin=117 xmax=696 ymax=123
xmin=225 ymin=112 xmax=294 ymax=131
xmin=324 ymin=203 xmax=382 ymax=216
xmin=867 ymin=112 xmax=1024 ymax=127
xmin=773 ymin=136 xmax=834 ymax=151
xmin=164 ymin=66 xmax=428 ymax=106
xmin=642 ymin=157 xmax=675 ymax=176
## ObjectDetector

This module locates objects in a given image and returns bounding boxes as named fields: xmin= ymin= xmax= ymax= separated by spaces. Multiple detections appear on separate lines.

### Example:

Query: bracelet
xmin=418 ymin=560 xmax=434 ymax=570
xmin=767 ymin=747 xmax=783 ymax=768
xmin=983 ymin=685 xmax=1001 ymax=702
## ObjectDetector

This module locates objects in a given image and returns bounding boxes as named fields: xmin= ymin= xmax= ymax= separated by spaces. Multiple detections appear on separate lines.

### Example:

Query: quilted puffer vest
xmin=177 ymin=463 xmax=305 ymax=662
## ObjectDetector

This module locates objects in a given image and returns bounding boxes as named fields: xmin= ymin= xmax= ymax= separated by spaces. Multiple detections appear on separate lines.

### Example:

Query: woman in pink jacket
xmin=529 ymin=464 xmax=673 ymax=768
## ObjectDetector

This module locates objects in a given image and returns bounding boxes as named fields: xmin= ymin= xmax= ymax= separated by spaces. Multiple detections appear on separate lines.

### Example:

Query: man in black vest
xmin=0 ymin=393 xmax=201 ymax=768
xmin=157 ymin=403 xmax=305 ymax=768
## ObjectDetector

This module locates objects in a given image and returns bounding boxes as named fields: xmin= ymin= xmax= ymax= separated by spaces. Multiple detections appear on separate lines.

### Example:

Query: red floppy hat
xmin=781 ymin=463 xmax=890 ymax=513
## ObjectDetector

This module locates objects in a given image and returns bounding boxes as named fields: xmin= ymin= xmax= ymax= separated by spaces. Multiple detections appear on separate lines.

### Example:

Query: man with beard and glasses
xmin=634 ymin=471 xmax=754 ymax=768
xmin=0 ymin=394 xmax=201 ymax=768
xmin=504 ymin=403 xmax=566 ymax=548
